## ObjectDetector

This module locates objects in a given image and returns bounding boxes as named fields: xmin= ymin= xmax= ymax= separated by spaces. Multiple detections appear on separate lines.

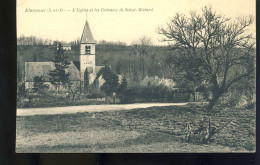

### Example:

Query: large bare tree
xmin=158 ymin=6 xmax=255 ymax=111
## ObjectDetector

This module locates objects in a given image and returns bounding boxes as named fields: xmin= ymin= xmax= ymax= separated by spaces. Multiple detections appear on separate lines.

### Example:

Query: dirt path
xmin=17 ymin=103 xmax=188 ymax=116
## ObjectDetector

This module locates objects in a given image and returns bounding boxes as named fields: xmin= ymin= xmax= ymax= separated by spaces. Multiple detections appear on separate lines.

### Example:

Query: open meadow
xmin=16 ymin=104 xmax=255 ymax=153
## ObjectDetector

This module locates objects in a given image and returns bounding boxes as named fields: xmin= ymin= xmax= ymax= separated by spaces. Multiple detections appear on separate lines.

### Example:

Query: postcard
xmin=16 ymin=0 xmax=256 ymax=153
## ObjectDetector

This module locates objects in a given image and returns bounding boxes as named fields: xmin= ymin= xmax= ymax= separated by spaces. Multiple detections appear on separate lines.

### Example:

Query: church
xmin=24 ymin=19 xmax=106 ymax=91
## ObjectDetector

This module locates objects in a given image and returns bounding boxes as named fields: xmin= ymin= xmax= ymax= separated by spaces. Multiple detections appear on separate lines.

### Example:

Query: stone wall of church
xmin=80 ymin=55 xmax=95 ymax=79
xmin=80 ymin=44 xmax=95 ymax=55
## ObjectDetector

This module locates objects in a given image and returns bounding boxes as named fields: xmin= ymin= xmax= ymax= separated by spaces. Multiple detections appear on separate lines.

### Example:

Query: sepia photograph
xmin=16 ymin=0 xmax=256 ymax=152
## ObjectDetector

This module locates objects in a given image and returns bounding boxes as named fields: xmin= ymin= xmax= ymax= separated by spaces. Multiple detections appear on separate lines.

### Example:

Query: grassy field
xmin=16 ymin=104 xmax=255 ymax=152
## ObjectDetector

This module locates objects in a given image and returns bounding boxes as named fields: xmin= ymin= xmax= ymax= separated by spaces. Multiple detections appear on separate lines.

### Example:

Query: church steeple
xmin=80 ymin=17 xmax=96 ymax=80
xmin=80 ymin=20 xmax=95 ymax=43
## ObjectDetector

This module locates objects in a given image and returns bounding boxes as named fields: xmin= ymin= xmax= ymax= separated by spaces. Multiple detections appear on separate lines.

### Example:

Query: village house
xmin=60 ymin=42 xmax=71 ymax=50
xmin=140 ymin=76 xmax=177 ymax=90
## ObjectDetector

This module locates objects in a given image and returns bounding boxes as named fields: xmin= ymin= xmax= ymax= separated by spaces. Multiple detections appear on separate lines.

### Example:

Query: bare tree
xmin=158 ymin=6 xmax=255 ymax=111
xmin=17 ymin=35 xmax=53 ymax=45
xmin=133 ymin=36 xmax=152 ymax=79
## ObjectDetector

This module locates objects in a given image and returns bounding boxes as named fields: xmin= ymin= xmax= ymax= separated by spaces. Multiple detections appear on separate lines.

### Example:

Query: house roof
xmin=61 ymin=42 xmax=71 ymax=47
xmin=80 ymin=20 xmax=95 ymax=43
xmin=73 ymin=61 xmax=80 ymax=71
xmin=25 ymin=61 xmax=105 ymax=82
xmin=25 ymin=61 xmax=81 ymax=82
xmin=25 ymin=62 xmax=54 ymax=82
xmin=140 ymin=76 xmax=176 ymax=89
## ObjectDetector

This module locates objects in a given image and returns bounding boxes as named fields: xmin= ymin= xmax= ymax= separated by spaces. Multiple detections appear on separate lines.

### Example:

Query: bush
xmin=87 ymin=92 xmax=106 ymax=99
xmin=218 ymin=91 xmax=255 ymax=109
xmin=121 ymin=85 xmax=190 ymax=103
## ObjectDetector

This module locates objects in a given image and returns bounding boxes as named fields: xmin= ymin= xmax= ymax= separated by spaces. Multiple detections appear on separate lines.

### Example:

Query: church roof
xmin=25 ymin=61 xmax=81 ymax=82
xmin=95 ymin=66 xmax=105 ymax=73
xmin=73 ymin=61 xmax=80 ymax=71
xmin=80 ymin=20 xmax=95 ymax=43
xmin=25 ymin=62 xmax=54 ymax=82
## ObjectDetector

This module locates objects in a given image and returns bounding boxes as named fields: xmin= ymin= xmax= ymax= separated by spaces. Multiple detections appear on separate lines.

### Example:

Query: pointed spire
xmin=80 ymin=15 xmax=95 ymax=43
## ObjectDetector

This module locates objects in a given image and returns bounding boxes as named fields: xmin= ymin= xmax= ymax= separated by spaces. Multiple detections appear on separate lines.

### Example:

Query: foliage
xmin=33 ymin=76 xmax=49 ymax=93
xmin=118 ymin=76 xmax=128 ymax=94
xmin=48 ymin=43 xmax=70 ymax=91
xmin=94 ymin=43 xmax=170 ymax=82
xmin=87 ymin=79 xmax=106 ymax=98
xmin=87 ymin=92 xmax=106 ymax=99
xmin=67 ymin=81 xmax=81 ymax=100
xmin=158 ymin=6 xmax=255 ymax=110
xmin=84 ymin=68 xmax=90 ymax=93
xmin=97 ymin=66 xmax=119 ymax=95
xmin=121 ymin=85 xmax=190 ymax=103
xmin=168 ymin=52 xmax=205 ymax=101
xmin=89 ymin=79 xmax=100 ymax=93
xmin=17 ymin=82 xmax=26 ymax=100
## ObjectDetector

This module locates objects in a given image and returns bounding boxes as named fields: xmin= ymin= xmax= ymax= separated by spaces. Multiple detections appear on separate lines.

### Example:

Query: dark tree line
xmin=95 ymin=43 xmax=171 ymax=85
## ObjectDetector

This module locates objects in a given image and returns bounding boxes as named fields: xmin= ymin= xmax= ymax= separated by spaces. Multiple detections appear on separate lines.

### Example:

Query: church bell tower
xmin=80 ymin=19 xmax=96 ymax=80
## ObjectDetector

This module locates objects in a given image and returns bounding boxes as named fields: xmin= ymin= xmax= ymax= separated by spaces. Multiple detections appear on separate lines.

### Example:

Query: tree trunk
xmin=207 ymin=96 xmax=218 ymax=111
xmin=128 ymin=54 xmax=131 ymax=77
xmin=193 ymin=91 xmax=196 ymax=102
xmin=142 ymin=58 xmax=145 ymax=79
xmin=207 ymin=90 xmax=223 ymax=111
xmin=56 ymin=84 xmax=59 ymax=94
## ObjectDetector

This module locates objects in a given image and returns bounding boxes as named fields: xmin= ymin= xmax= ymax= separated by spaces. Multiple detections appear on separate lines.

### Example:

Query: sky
xmin=17 ymin=0 xmax=256 ymax=46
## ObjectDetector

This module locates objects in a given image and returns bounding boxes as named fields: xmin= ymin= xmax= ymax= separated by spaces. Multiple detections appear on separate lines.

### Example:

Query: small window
xmin=85 ymin=46 xmax=91 ymax=55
